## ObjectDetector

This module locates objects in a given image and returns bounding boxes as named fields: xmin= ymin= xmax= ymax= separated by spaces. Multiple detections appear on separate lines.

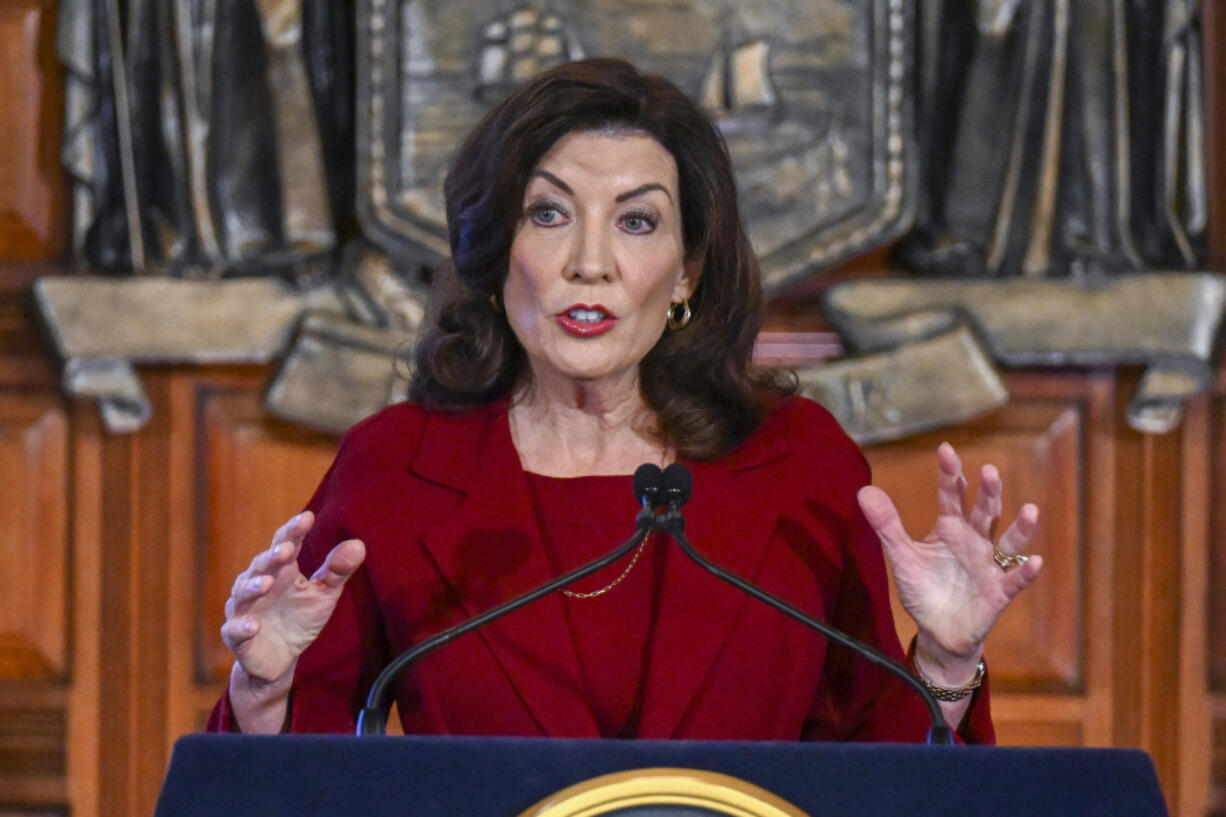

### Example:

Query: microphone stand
xmin=356 ymin=464 xmax=954 ymax=745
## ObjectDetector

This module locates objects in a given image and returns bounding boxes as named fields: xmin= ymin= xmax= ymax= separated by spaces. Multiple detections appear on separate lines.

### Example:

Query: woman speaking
xmin=210 ymin=58 xmax=1042 ymax=741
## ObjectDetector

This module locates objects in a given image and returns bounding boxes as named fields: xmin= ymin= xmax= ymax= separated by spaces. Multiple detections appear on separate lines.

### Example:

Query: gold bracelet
xmin=914 ymin=659 xmax=986 ymax=702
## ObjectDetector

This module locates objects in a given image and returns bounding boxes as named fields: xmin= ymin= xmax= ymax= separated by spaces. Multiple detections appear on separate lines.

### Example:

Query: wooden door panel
xmin=0 ymin=392 xmax=68 ymax=680
xmin=0 ymin=388 xmax=68 ymax=813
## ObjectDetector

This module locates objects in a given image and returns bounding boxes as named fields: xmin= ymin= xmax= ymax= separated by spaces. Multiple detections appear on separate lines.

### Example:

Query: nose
xmin=567 ymin=218 xmax=614 ymax=282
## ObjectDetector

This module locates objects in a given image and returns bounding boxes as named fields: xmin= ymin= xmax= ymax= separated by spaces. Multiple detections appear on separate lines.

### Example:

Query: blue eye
xmin=527 ymin=202 xmax=567 ymax=226
xmin=620 ymin=212 xmax=657 ymax=234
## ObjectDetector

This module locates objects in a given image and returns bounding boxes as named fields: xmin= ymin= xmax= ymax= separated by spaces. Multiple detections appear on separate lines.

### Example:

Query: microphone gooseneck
xmin=356 ymin=461 xmax=953 ymax=745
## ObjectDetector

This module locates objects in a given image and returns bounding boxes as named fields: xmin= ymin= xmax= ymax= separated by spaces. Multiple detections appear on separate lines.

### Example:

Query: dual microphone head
xmin=633 ymin=463 xmax=693 ymax=509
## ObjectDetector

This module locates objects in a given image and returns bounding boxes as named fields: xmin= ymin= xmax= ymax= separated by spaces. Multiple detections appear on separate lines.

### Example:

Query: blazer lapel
xmin=411 ymin=404 xmax=599 ymax=737
xmin=637 ymin=428 xmax=791 ymax=737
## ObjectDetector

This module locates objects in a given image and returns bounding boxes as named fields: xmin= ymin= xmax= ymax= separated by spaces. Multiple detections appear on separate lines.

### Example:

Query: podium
xmin=154 ymin=734 xmax=1169 ymax=816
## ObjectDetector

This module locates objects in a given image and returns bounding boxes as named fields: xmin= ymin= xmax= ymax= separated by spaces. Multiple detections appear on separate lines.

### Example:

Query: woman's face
xmin=504 ymin=129 xmax=699 ymax=394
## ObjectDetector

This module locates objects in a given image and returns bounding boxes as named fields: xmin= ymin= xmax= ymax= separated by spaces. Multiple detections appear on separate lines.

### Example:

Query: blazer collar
xmin=410 ymin=401 xmax=597 ymax=736
xmin=410 ymin=401 xmax=508 ymax=492
xmin=409 ymin=399 xmax=791 ymax=737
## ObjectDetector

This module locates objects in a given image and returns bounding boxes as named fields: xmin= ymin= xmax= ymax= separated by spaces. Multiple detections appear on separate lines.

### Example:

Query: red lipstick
xmin=556 ymin=304 xmax=618 ymax=337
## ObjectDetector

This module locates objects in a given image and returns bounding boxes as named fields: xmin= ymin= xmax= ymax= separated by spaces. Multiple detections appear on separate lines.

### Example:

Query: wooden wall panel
xmin=0 ymin=393 xmax=67 ymax=680
xmin=1206 ymin=383 xmax=1226 ymax=816
xmin=1209 ymin=394 xmax=1226 ymax=691
xmin=991 ymin=716 xmax=1082 ymax=747
xmin=65 ymin=401 xmax=101 ymax=817
xmin=0 ymin=687 xmax=66 ymax=807
xmin=93 ymin=388 xmax=173 ymax=817
xmin=1177 ymin=393 xmax=1212 ymax=817
xmin=0 ymin=1 xmax=63 ymax=261
xmin=0 ymin=703 xmax=64 ymax=776
xmin=1115 ymin=388 xmax=1189 ymax=807
xmin=0 ymin=283 xmax=72 ymax=811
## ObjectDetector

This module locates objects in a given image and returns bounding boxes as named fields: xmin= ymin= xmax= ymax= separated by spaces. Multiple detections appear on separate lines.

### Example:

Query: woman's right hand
xmin=221 ymin=511 xmax=366 ymax=731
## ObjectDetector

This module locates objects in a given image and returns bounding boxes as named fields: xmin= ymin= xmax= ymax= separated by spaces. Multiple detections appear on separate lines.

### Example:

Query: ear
xmin=673 ymin=253 xmax=703 ymax=301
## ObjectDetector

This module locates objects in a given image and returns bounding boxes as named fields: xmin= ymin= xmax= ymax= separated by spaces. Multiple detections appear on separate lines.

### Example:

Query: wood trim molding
xmin=0 ymin=1 xmax=65 ymax=261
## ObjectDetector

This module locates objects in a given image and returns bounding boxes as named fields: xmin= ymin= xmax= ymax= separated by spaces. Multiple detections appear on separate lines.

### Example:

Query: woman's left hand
xmin=856 ymin=442 xmax=1043 ymax=673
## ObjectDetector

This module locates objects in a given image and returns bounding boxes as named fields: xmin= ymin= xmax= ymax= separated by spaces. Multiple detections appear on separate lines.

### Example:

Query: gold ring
xmin=993 ymin=546 xmax=1028 ymax=571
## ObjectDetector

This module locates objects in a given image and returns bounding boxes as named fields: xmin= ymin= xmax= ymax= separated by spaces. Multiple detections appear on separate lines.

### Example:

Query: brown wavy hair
xmin=410 ymin=57 xmax=793 ymax=459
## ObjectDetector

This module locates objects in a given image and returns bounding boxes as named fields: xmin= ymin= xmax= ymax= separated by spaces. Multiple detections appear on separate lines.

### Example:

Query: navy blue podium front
xmin=154 ymin=734 xmax=1168 ymax=817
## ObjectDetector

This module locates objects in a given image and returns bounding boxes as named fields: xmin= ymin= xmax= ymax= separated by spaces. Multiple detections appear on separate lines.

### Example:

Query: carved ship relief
xmin=698 ymin=36 xmax=854 ymax=259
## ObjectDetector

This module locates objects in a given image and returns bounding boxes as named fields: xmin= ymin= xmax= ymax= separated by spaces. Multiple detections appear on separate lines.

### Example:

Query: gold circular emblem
xmin=519 ymin=768 xmax=812 ymax=817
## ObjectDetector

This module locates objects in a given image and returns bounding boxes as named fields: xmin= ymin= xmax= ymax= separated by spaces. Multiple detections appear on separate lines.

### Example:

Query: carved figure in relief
xmin=697 ymin=31 xmax=856 ymax=259
xmin=898 ymin=0 xmax=1206 ymax=277
xmin=45 ymin=0 xmax=1221 ymax=441
xmin=57 ymin=0 xmax=353 ymax=277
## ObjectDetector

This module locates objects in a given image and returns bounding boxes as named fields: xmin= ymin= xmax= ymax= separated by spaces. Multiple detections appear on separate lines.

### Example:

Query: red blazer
xmin=210 ymin=396 xmax=992 ymax=742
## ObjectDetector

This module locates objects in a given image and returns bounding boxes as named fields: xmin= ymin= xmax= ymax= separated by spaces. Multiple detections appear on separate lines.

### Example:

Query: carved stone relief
xmin=39 ymin=0 xmax=1224 ymax=440
xmin=35 ymin=277 xmax=343 ymax=432
xmin=56 ymin=0 xmax=352 ymax=277
xmin=823 ymin=273 xmax=1226 ymax=435
xmin=269 ymin=0 xmax=921 ymax=433
xmin=900 ymin=0 xmax=1205 ymax=279
xmin=34 ymin=240 xmax=428 ymax=434
xmin=816 ymin=0 xmax=1222 ymax=440
xmin=357 ymin=0 xmax=915 ymax=290
xmin=794 ymin=326 xmax=1008 ymax=445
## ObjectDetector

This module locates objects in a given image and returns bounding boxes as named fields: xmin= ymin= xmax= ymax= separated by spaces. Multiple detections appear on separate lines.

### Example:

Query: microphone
xmin=355 ymin=466 xmax=665 ymax=735
xmin=633 ymin=463 xmax=665 ymax=506
xmin=660 ymin=463 xmax=692 ymax=508
xmin=652 ymin=464 xmax=954 ymax=746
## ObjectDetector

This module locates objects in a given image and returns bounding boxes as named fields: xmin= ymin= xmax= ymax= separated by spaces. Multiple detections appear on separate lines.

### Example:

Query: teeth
xmin=567 ymin=308 xmax=605 ymax=322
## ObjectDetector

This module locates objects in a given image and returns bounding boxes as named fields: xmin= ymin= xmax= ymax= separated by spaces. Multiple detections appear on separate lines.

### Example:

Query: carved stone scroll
xmin=795 ymin=325 xmax=1007 ymax=445
xmin=264 ymin=311 xmax=416 ymax=434
xmin=824 ymin=273 xmax=1226 ymax=433
xmin=34 ymin=277 xmax=341 ymax=432
xmin=62 ymin=357 xmax=150 ymax=434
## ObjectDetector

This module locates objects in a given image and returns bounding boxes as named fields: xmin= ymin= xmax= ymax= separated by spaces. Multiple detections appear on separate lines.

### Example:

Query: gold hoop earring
xmin=666 ymin=299 xmax=692 ymax=331
xmin=489 ymin=293 xmax=502 ymax=313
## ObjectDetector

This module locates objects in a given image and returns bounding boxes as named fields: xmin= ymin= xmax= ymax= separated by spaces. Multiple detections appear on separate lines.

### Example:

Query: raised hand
xmin=856 ymin=442 xmax=1042 ymax=665
xmin=221 ymin=511 xmax=365 ymax=727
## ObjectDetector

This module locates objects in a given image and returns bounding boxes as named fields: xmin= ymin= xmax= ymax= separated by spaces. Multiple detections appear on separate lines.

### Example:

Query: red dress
xmin=209 ymin=396 xmax=993 ymax=742
xmin=527 ymin=471 xmax=662 ymax=738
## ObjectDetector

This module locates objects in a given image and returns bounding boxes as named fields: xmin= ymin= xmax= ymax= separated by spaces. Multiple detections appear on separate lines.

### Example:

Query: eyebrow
xmin=531 ymin=170 xmax=573 ymax=195
xmin=615 ymin=183 xmax=672 ymax=204
xmin=528 ymin=171 xmax=673 ymax=204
